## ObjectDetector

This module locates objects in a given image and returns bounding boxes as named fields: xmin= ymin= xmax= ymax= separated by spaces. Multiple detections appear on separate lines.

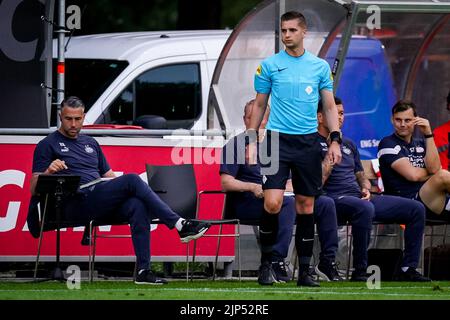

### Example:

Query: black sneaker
xmin=258 ymin=261 xmax=277 ymax=285
xmin=271 ymin=260 xmax=291 ymax=283
xmin=297 ymin=270 xmax=320 ymax=287
xmin=315 ymin=261 xmax=343 ymax=281
xmin=178 ymin=219 xmax=211 ymax=243
xmin=395 ymin=268 xmax=431 ymax=282
xmin=350 ymin=269 xmax=370 ymax=282
xmin=135 ymin=270 xmax=168 ymax=285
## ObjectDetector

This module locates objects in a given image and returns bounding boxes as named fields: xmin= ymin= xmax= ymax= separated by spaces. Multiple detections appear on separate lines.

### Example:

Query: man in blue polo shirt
xmin=29 ymin=96 xmax=211 ymax=285
xmin=318 ymin=97 xmax=430 ymax=282
xmin=248 ymin=10 xmax=342 ymax=287
xmin=378 ymin=100 xmax=450 ymax=223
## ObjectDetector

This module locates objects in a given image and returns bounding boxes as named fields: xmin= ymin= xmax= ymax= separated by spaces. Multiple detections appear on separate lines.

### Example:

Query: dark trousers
xmin=334 ymin=194 xmax=425 ymax=270
xmin=233 ymin=195 xmax=296 ymax=261
xmin=314 ymin=195 xmax=338 ymax=265
xmin=371 ymin=195 xmax=425 ymax=269
xmin=64 ymin=174 xmax=180 ymax=270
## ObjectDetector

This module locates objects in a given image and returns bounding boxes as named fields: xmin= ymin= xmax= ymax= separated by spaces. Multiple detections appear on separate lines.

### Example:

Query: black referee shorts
xmin=260 ymin=130 xmax=322 ymax=197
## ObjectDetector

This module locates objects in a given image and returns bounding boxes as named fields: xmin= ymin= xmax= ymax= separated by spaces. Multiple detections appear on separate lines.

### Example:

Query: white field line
xmin=0 ymin=285 xmax=448 ymax=290
xmin=0 ymin=287 xmax=449 ymax=298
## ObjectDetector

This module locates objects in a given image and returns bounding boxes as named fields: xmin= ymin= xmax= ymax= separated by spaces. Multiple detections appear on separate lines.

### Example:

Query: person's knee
xmin=120 ymin=173 xmax=149 ymax=192
xmin=314 ymin=196 xmax=335 ymax=218
xmin=411 ymin=201 xmax=426 ymax=224
xmin=283 ymin=196 xmax=295 ymax=207
xmin=434 ymin=169 xmax=450 ymax=188
xmin=295 ymin=197 xmax=314 ymax=214
xmin=352 ymin=201 xmax=374 ymax=226
xmin=264 ymin=198 xmax=283 ymax=214
xmin=123 ymin=173 xmax=143 ymax=185
xmin=113 ymin=173 xmax=142 ymax=188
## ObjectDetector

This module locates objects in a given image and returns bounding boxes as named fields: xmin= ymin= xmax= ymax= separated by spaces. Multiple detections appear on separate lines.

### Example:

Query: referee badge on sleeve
xmin=256 ymin=65 xmax=262 ymax=76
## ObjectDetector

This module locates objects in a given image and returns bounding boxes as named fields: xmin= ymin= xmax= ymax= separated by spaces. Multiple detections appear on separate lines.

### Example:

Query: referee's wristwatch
xmin=329 ymin=131 xmax=342 ymax=145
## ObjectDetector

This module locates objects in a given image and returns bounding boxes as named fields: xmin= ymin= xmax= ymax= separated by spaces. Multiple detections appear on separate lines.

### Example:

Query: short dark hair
xmin=391 ymin=100 xmax=417 ymax=116
xmin=317 ymin=96 xmax=342 ymax=113
xmin=281 ymin=11 xmax=307 ymax=28
xmin=61 ymin=96 xmax=85 ymax=110
xmin=447 ymin=90 xmax=450 ymax=105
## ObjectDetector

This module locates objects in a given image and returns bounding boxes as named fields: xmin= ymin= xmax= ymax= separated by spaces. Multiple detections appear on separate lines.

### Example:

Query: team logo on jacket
xmin=342 ymin=146 xmax=352 ymax=155
xmin=416 ymin=146 xmax=425 ymax=153
xmin=85 ymin=145 xmax=94 ymax=153
xmin=59 ymin=142 xmax=69 ymax=153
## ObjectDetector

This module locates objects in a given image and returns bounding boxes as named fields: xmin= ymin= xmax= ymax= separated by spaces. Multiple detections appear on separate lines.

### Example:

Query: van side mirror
xmin=133 ymin=115 xmax=167 ymax=129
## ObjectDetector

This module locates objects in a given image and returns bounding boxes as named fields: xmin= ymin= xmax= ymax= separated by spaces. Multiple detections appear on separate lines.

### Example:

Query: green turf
xmin=0 ymin=280 xmax=449 ymax=300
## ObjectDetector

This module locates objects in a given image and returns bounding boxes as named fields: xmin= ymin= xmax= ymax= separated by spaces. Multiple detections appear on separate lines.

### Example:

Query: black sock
xmin=295 ymin=214 xmax=315 ymax=271
xmin=259 ymin=208 xmax=279 ymax=263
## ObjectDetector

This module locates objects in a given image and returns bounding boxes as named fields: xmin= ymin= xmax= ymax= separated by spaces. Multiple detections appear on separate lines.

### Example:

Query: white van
xmin=53 ymin=30 xmax=231 ymax=129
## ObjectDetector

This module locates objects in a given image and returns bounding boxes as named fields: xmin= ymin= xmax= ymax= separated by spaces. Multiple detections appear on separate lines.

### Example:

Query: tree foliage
xmin=62 ymin=0 xmax=261 ymax=34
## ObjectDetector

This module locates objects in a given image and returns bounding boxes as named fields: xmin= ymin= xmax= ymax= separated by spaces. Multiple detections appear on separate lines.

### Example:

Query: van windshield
xmin=51 ymin=59 xmax=128 ymax=125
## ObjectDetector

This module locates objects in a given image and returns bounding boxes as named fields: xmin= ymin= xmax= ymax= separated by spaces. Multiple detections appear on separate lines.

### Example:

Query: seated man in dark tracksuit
xmin=313 ymin=195 xmax=341 ymax=282
xmin=28 ymin=96 xmax=211 ymax=285
xmin=317 ymin=97 xmax=430 ymax=282
xmin=378 ymin=100 xmax=450 ymax=223
xmin=220 ymin=100 xmax=341 ymax=284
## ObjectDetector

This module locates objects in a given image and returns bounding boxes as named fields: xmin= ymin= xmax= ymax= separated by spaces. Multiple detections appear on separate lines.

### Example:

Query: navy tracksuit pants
xmin=333 ymin=194 xmax=426 ymax=270
xmin=64 ymin=174 xmax=180 ymax=270
xmin=314 ymin=195 xmax=339 ymax=266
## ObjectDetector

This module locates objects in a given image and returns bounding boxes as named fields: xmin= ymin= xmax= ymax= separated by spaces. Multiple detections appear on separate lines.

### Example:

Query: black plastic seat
xmin=145 ymin=164 xmax=259 ymax=281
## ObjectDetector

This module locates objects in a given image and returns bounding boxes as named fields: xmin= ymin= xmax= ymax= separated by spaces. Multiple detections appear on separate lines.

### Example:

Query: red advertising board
xmin=0 ymin=140 xmax=234 ymax=262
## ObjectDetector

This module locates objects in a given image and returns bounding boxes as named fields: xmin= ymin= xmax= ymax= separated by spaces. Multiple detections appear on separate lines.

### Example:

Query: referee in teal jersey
xmin=248 ymin=11 xmax=342 ymax=287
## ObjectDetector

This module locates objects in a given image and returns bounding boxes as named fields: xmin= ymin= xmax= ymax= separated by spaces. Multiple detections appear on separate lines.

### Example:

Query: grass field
xmin=1 ymin=279 xmax=450 ymax=300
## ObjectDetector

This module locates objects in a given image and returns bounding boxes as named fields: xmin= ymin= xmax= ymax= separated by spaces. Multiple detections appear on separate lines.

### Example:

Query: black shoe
xmin=350 ymin=269 xmax=370 ymax=282
xmin=258 ymin=261 xmax=277 ymax=285
xmin=297 ymin=270 xmax=320 ymax=287
xmin=395 ymin=268 xmax=431 ymax=282
xmin=315 ymin=261 xmax=343 ymax=281
xmin=271 ymin=260 xmax=291 ymax=283
xmin=135 ymin=270 xmax=168 ymax=285
xmin=178 ymin=219 xmax=211 ymax=243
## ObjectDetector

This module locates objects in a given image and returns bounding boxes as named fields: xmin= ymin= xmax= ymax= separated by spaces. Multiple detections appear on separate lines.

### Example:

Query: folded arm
xmin=391 ymin=157 xmax=431 ymax=182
